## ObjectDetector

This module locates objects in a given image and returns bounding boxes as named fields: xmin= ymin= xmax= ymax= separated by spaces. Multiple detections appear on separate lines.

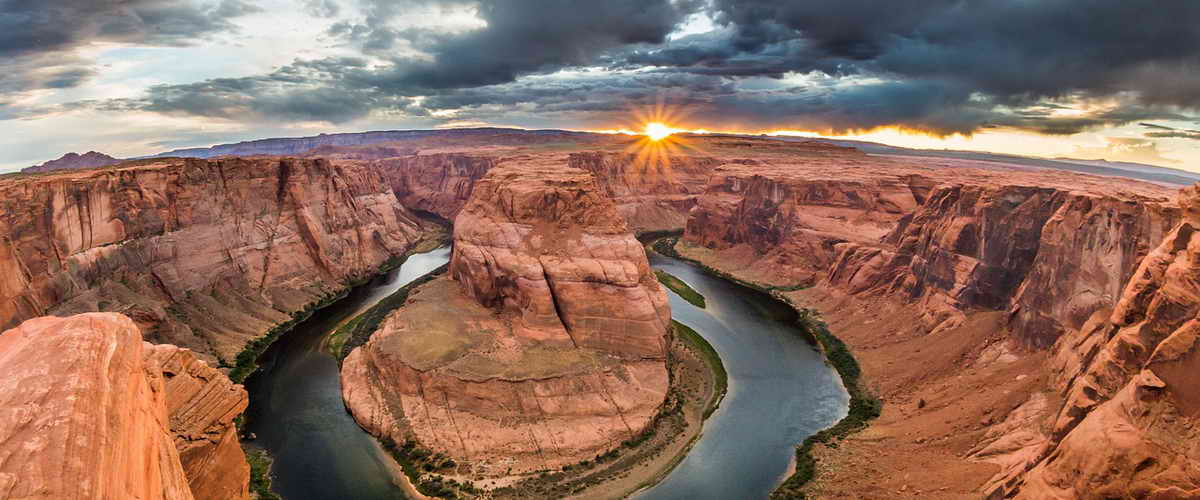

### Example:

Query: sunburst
xmin=606 ymin=97 xmax=709 ymax=173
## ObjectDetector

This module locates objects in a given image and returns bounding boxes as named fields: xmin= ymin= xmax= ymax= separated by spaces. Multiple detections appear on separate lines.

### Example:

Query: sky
xmin=2 ymin=0 xmax=1199 ymax=172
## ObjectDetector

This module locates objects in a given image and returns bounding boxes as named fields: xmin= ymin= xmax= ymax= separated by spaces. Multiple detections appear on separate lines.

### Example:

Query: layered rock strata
xmin=825 ymin=184 xmax=1175 ymax=342
xmin=1004 ymin=186 xmax=1200 ymax=498
xmin=0 ymin=313 xmax=249 ymax=500
xmin=567 ymin=152 xmax=724 ymax=233
xmin=0 ymin=158 xmax=430 ymax=363
xmin=680 ymin=159 xmax=1176 ymax=345
xmin=682 ymin=162 xmax=935 ymax=287
xmin=342 ymin=162 xmax=671 ymax=475
xmin=373 ymin=153 xmax=499 ymax=221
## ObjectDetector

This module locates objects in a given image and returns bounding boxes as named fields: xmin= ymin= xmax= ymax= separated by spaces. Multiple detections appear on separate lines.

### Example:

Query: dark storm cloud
xmin=0 ymin=0 xmax=260 ymax=93
xmin=25 ymin=0 xmax=1200 ymax=137
xmin=1141 ymin=123 xmax=1200 ymax=141
xmin=700 ymin=0 xmax=1200 ymax=99
xmin=366 ymin=0 xmax=704 ymax=89
xmin=97 ymin=56 xmax=425 ymax=123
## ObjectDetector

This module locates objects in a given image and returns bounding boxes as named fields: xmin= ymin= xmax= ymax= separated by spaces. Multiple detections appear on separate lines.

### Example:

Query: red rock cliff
xmin=567 ymin=152 xmax=723 ymax=233
xmin=825 ymin=184 xmax=1174 ymax=340
xmin=681 ymin=161 xmax=933 ymax=286
xmin=0 ymin=158 xmax=431 ymax=363
xmin=0 ymin=313 xmax=249 ymax=500
xmin=676 ymin=155 xmax=1175 ymax=344
xmin=998 ymin=186 xmax=1200 ymax=498
xmin=342 ymin=161 xmax=671 ymax=476
xmin=373 ymin=153 xmax=498 ymax=221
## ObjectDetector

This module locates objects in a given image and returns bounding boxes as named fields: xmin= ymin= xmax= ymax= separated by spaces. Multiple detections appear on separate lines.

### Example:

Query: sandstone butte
xmin=341 ymin=160 xmax=673 ymax=476
xmin=0 ymin=312 xmax=249 ymax=500
xmin=2 ymin=131 xmax=1200 ymax=498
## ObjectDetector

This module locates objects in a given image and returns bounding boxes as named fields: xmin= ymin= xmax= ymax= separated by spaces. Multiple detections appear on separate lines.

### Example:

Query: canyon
xmin=1 ymin=130 xmax=1199 ymax=498
xmin=340 ymin=160 xmax=673 ymax=479
xmin=0 ymin=157 xmax=433 ymax=365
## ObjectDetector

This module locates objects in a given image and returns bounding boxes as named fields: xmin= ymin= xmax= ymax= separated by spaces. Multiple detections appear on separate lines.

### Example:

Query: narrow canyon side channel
xmin=243 ymin=247 xmax=451 ymax=500
xmin=637 ymin=251 xmax=849 ymax=500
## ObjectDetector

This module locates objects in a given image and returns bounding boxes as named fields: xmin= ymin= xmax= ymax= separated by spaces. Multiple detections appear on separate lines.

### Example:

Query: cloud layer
xmin=5 ymin=0 xmax=1200 ymax=137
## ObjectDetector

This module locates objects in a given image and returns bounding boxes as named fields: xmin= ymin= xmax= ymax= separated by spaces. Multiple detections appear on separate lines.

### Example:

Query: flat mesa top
xmin=371 ymin=277 xmax=618 ymax=382
xmin=1 ymin=132 xmax=1178 ymax=203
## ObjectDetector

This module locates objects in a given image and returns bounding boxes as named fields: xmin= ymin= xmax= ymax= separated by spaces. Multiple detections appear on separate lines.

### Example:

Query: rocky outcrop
xmin=1002 ymin=186 xmax=1200 ymax=499
xmin=0 ymin=313 xmax=249 ymax=500
xmin=144 ymin=343 xmax=250 ymax=500
xmin=342 ymin=161 xmax=671 ymax=475
xmin=373 ymin=153 xmax=498 ymax=221
xmin=23 ymin=151 xmax=122 ymax=173
xmin=567 ymin=152 xmax=723 ymax=233
xmin=1006 ymin=193 xmax=1178 ymax=347
xmin=677 ymin=155 xmax=1176 ymax=343
xmin=0 ymin=158 xmax=430 ymax=363
xmin=829 ymin=185 xmax=1174 ymax=341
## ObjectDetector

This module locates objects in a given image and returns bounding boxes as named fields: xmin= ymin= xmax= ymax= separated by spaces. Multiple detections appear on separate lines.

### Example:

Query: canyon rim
xmin=3 ymin=3 xmax=1200 ymax=499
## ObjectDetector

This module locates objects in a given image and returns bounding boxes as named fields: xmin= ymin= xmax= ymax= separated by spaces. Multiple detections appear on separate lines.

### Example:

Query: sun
xmin=644 ymin=122 xmax=675 ymax=141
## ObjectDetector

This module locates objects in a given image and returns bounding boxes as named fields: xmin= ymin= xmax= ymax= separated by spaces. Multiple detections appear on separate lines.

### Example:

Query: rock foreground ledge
xmin=342 ymin=161 xmax=672 ymax=476
xmin=0 ymin=313 xmax=249 ymax=500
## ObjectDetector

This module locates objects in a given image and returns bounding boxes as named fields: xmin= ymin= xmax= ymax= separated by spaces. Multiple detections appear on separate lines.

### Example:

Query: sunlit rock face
xmin=827 ymin=184 xmax=1175 ymax=341
xmin=375 ymin=150 xmax=721 ymax=233
xmin=0 ymin=157 xmax=430 ymax=363
xmin=1003 ymin=186 xmax=1200 ymax=499
xmin=567 ymin=151 xmax=722 ymax=233
xmin=680 ymin=152 xmax=932 ymax=288
xmin=373 ymin=153 xmax=499 ymax=221
xmin=677 ymin=150 xmax=1176 ymax=344
xmin=0 ymin=313 xmax=249 ymax=500
xmin=342 ymin=161 xmax=671 ymax=475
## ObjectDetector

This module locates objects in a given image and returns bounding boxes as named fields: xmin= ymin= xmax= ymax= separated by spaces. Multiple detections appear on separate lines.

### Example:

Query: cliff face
xmin=682 ymin=162 xmax=933 ymax=286
xmin=1003 ymin=186 xmax=1200 ymax=498
xmin=144 ymin=343 xmax=250 ymax=500
xmin=825 ymin=184 xmax=1175 ymax=340
xmin=1006 ymin=193 xmax=1178 ymax=346
xmin=374 ymin=150 xmax=727 ymax=234
xmin=677 ymin=158 xmax=1175 ymax=343
xmin=342 ymin=161 xmax=671 ymax=475
xmin=373 ymin=153 xmax=498 ymax=221
xmin=567 ymin=152 xmax=722 ymax=233
xmin=0 ymin=313 xmax=249 ymax=500
xmin=0 ymin=158 xmax=430 ymax=363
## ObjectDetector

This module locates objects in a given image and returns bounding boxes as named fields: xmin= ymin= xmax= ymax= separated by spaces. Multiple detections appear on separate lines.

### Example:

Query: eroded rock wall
xmin=144 ymin=343 xmax=250 ymax=500
xmin=678 ymin=159 xmax=1175 ymax=342
xmin=567 ymin=152 xmax=723 ymax=233
xmin=0 ymin=158 xmax=429 ymax=363
xmin=1004 ymin=186 xmax=1200 ymax=498
xmin=826 ymin=185 xmax=1174 ymax=338
xmin=373 ymin=153 xmax=499 ymax=221
xmin=681 ymin=163 xmax=933 ymax=286
xmin=0 ymin=313 xmax=249 ymax=500
xmin=342 ymin=161 xmax=671 ymax=475
xmin=451 ymin=162 xmax=672 ymax=356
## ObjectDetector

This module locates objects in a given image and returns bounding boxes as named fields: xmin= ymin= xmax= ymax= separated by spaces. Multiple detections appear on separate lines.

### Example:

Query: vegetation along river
xmin=243 ymin=246 xmax=848 ymax=499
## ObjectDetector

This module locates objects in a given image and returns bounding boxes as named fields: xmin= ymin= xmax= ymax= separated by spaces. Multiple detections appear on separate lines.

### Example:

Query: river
xmin=636 ymin=252 xmax=849 ymax=500
xmin=243 ymin=247 xmax=451 ymax=500
xmin=242 ymin=246 xmax=848 ymax=500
